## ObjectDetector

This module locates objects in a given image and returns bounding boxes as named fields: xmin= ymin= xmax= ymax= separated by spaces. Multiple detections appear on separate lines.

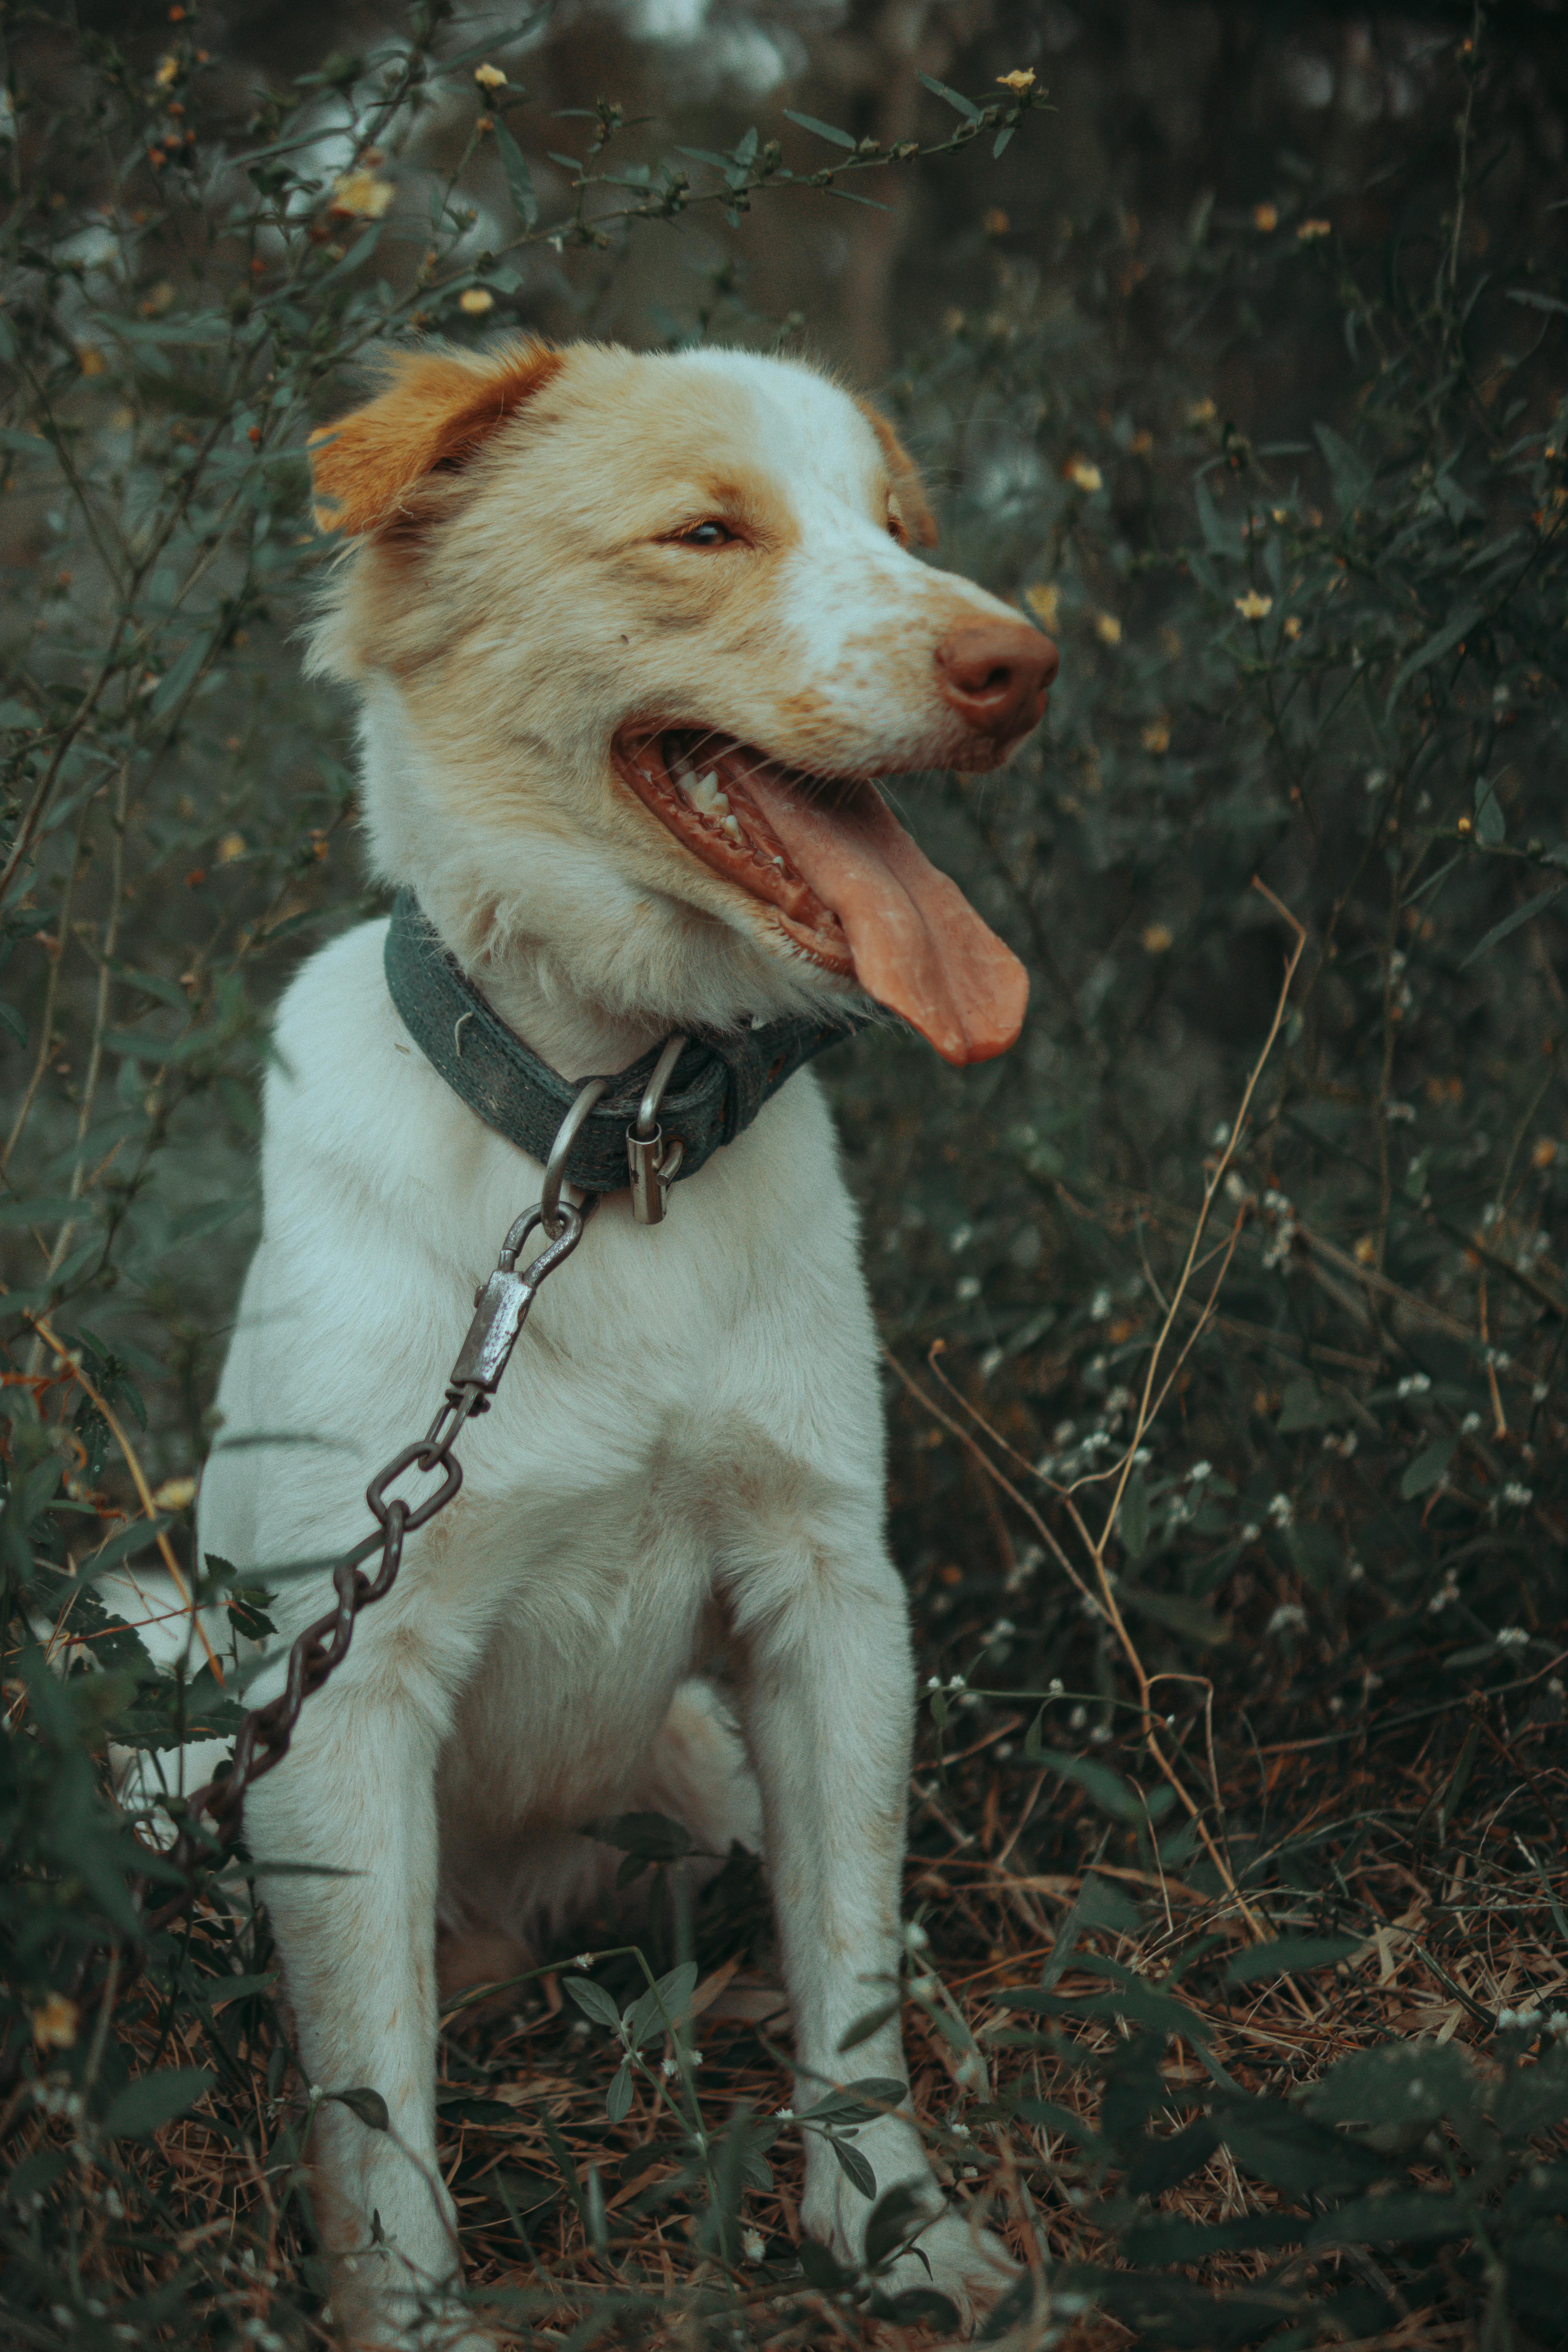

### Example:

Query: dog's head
xmin=308 ymin=338 xmax=1057 ymax=1065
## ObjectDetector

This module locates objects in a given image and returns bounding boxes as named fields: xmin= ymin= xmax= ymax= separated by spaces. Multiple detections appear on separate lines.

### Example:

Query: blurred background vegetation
xmin=2 ymin=1 xmax=1567 ymax=2347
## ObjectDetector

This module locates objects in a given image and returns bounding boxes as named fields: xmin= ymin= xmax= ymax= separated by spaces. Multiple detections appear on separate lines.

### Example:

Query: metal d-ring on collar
xmin=537 ymin=1033 xmax=690 ymax=1237
xmin=627 ymin=1033 xmax=689 ymax=1226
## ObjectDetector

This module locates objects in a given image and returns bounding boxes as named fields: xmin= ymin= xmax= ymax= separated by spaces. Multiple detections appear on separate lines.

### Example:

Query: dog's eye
xmin=679 ymin=520 xmax=735 ymax=548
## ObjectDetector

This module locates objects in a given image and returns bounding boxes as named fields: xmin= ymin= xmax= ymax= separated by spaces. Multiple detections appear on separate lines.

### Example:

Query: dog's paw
xmin=873 ymin=2208 xmax=1018 ymax=2338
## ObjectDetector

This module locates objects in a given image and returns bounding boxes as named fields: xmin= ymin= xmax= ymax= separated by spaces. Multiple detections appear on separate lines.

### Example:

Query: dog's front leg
xmin=246 ymin=1664 xmax=481 ymax=2351
xmin=738 ymin=1535 xmax=1013 ymax=2330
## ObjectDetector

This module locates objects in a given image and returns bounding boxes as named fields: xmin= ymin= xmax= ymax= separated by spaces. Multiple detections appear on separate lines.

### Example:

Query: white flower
xmin=1503 ymin=1483 xmax=1534 ymax=1508
xmin=1240 ymin=1522 xmax=1261 ymax=1544
xmin=1267 ymin=1602 xmax=1307 ymax=1638
xmin=1048 ymin=1676 xmax=1065 ymax=1697
xmin=662 ymin=2055 xmax=679 ymax=2075
xmin=575 ymin=1952 xmax=593 ymax=1969
xmin=905 ymin=1921 xmax=930 ymax=1950
xmin=1189 ymin=1459 xmax=1212 ymax=1483
xmin=1091 ymin=1286 xmax=1112 ymax=1320
xmin=1266 ymin=1492 xmax=1294 ymax=1526
xmin=742 ymin=2227 xmax=766 ymax=2263
xmin=775 ymin=2105 xmax=795 ymax=2120
xmin=1396 ymin=1372 xmax=1431 ymax=1398
xmin=947 ymin=1673 xmax=967 ymax=1692
xmin=1461 ymin=1412 xmax=1482 ymax=1434
xmin=987 ymin=1618 xmax=1016 ymax=1642
xmin=1495 ymin=1626 xmax=1531 ymax=1648
xmin=1210 ymin=1121 xmax=1232 ymax=1147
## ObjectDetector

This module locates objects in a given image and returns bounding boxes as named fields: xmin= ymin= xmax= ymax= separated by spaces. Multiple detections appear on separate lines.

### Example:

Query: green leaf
xmin=0 ymin=1194 xmax=80 ymax=1226
xmin=564 ymin=1976 xmax=623 ymax=2033
xmin=1119 ymin=1584 xmax=1228 ymax=1648
xmin=1022 ymin=1742 xmax=1145 ymax=1823
xmin=1399 ymin=1440 xmax=1454 ymax=1499
xmin=328 ymin=2085 xmax=390 ymax=2131
xmin=102 ymin=2067 xmax=213 ymax=2138
xmin=1385 ymin=601 xmax=1484 ymax=713
xmin=150 ymin=630 xmax=215 ymax=719
xmin=829 ymin=2133 xmax=877 ymax=2200
xmin=838 ymin=1996 xmax=903 ymax=2053
xmin=800 ymin=2076 xmax=906 ymax=2125
xmin=589 ymin=1810 xmax=693 ymax=1861
xmin=1460 ymin=881 xmax=1565 ymax=969
xmin=1313 ymin=421 xmax=1374 ymax=517
xmin=494 ymin=119 xmax=539 ymax=228
xmin=916 ymin=71 xmax=981 ymax=122
xmin=627 ymin=1960 xmax=698 ymax=2049
xmin=606 ymin=2060 xmax=633 ymax=2125
xmin=1308 ymin=2039 xmax=1477 ymax=2128
xmin=782 ymin=109 xmax=857 ymax=151
xmin=1475 ymin=774 xmax=1507 ymax=845
xmin=1278 ymin=1375 xmax=1331 ymax=1432
xmin=1224 ymin=1933 xmax=1361 ymax=1985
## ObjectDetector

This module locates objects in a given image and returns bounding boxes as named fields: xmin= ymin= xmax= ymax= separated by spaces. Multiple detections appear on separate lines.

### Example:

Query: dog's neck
xmin=414 ymin=875 xmax=672 ymax=1085
xmin=354 ymin=681 xmax=852 ymax=1083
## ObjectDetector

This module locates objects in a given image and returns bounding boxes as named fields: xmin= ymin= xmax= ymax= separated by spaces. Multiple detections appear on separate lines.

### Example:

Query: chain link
xmin=149 ymin=1194 xmax=590 ymax=1920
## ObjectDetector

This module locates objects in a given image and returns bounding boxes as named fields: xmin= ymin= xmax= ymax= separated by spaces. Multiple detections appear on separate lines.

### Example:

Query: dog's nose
xmin=934 ymin=620 xmax=1058 ymax=740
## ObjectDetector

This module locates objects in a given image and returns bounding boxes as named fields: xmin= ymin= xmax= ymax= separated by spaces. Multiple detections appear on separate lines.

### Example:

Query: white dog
xmin=192 ymin=337 xmax=1055 ymax=2349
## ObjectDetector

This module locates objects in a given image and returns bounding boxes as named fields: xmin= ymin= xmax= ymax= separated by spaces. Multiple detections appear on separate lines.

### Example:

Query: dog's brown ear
xmin=857 ymin=399 xmax=938 ymax=548
xmin=308 ymin=338 xmax=564 ymax=535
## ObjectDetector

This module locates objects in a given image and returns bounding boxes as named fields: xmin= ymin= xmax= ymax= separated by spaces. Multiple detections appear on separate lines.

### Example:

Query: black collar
xmin=382 ymin=889 xmax=862 ymax=1196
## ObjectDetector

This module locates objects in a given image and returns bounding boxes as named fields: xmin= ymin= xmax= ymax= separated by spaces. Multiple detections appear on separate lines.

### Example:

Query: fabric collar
xmin=383 ymin=889 xmax=862 ymax=1196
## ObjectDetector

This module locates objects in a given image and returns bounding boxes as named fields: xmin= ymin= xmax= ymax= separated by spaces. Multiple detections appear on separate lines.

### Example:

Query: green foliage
xmin=0 ymin=4 xmax=1564 ymax=2350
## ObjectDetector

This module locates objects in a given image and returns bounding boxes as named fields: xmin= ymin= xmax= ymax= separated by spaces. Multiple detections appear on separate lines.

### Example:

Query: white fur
xmin=149 ymin=345 xmax=1025 ymax=2347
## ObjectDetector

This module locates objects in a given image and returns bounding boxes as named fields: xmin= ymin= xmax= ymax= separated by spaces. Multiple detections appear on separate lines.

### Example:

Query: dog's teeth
xmin=722 ymin=814 xmax=743 ymax=842
xmin=771 ymin=855 xmax=786 ymax=869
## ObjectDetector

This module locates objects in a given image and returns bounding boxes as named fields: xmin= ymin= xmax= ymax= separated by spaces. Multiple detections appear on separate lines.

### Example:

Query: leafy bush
xmin=2 ymin=6 xmax=1564 ymax=2349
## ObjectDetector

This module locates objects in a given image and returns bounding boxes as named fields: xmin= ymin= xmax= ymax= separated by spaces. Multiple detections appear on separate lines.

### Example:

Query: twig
xmin=25 ymin=1314 xmax=223 ymax=1685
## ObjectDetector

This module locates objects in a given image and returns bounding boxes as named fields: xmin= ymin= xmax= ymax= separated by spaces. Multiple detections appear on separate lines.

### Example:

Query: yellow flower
xmin=1532 ymin=1137 xmax=1559 ymax=1170
xmin=1067 ymin=458 xmax=1102 ymax=493
xmin=154 ymin=54 xmax=179 ymax=89
xmin=216 ymin=832 xmax=246 ymax=864
xmin=77 ymin=346 xmax=106 ymax=377
xmin=982 ymin=207 xmax=1010 ymax=238
xmin=33 ymin=1994 xmax=78 ymax=2051
xmin=459 ymin=288 xmax=495 ymax=315
xmin=1186 ymin=397 xmax=1217 ymax=427
xmin=1095 ymin=612 xmax=1122 ymax=645
xmin=1252 ymin=202 xmax=1278 ymax=233
xmin=330 ymin=170 xmax=394 ymax=220
xmin=1141 ymin=718 xmax=1171 ymax=754
xmin=996 ymin=69 xmax=1036 ymax=93
xmin=152 ymin=1475 xmax=198 ymax=1511
xmin=1296 ymin=217 xmax=1331 ymax=241
xmin=1024 ymin=583 xmax=1060 ymax=629
xmin=1235 ymin=591 xmax=1273 ymax=621
xmin=1141 ymin=923 xmax=1173 ymax=954
xmin=1283 ymin=614 xmax=1303 ymax=640
xmin=1353 ymin=1235 xmax=1377 ymax=1266
xmin=474 ymin=62 xmax=507 ymax=89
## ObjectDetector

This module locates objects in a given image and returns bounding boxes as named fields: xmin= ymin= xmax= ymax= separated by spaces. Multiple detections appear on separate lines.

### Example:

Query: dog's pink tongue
xmin=742 ymin=771 xmax=1028 ymax=1066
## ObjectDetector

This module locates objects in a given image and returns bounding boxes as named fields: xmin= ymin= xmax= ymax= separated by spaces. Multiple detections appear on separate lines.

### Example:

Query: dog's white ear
xmin=308 ymin=338 xmax=564 ymax=536
xmin=856 ymin=399 xmax=938 ymax=548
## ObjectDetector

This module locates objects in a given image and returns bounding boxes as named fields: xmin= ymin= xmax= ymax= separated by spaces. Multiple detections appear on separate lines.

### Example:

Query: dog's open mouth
xmin=615 ymin=726 xmax=1027 ymax=1067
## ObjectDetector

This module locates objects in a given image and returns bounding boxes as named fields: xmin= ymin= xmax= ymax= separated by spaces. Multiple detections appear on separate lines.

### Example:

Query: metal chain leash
xmin=151 ymin=1046 xmax=689 ymax=1922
